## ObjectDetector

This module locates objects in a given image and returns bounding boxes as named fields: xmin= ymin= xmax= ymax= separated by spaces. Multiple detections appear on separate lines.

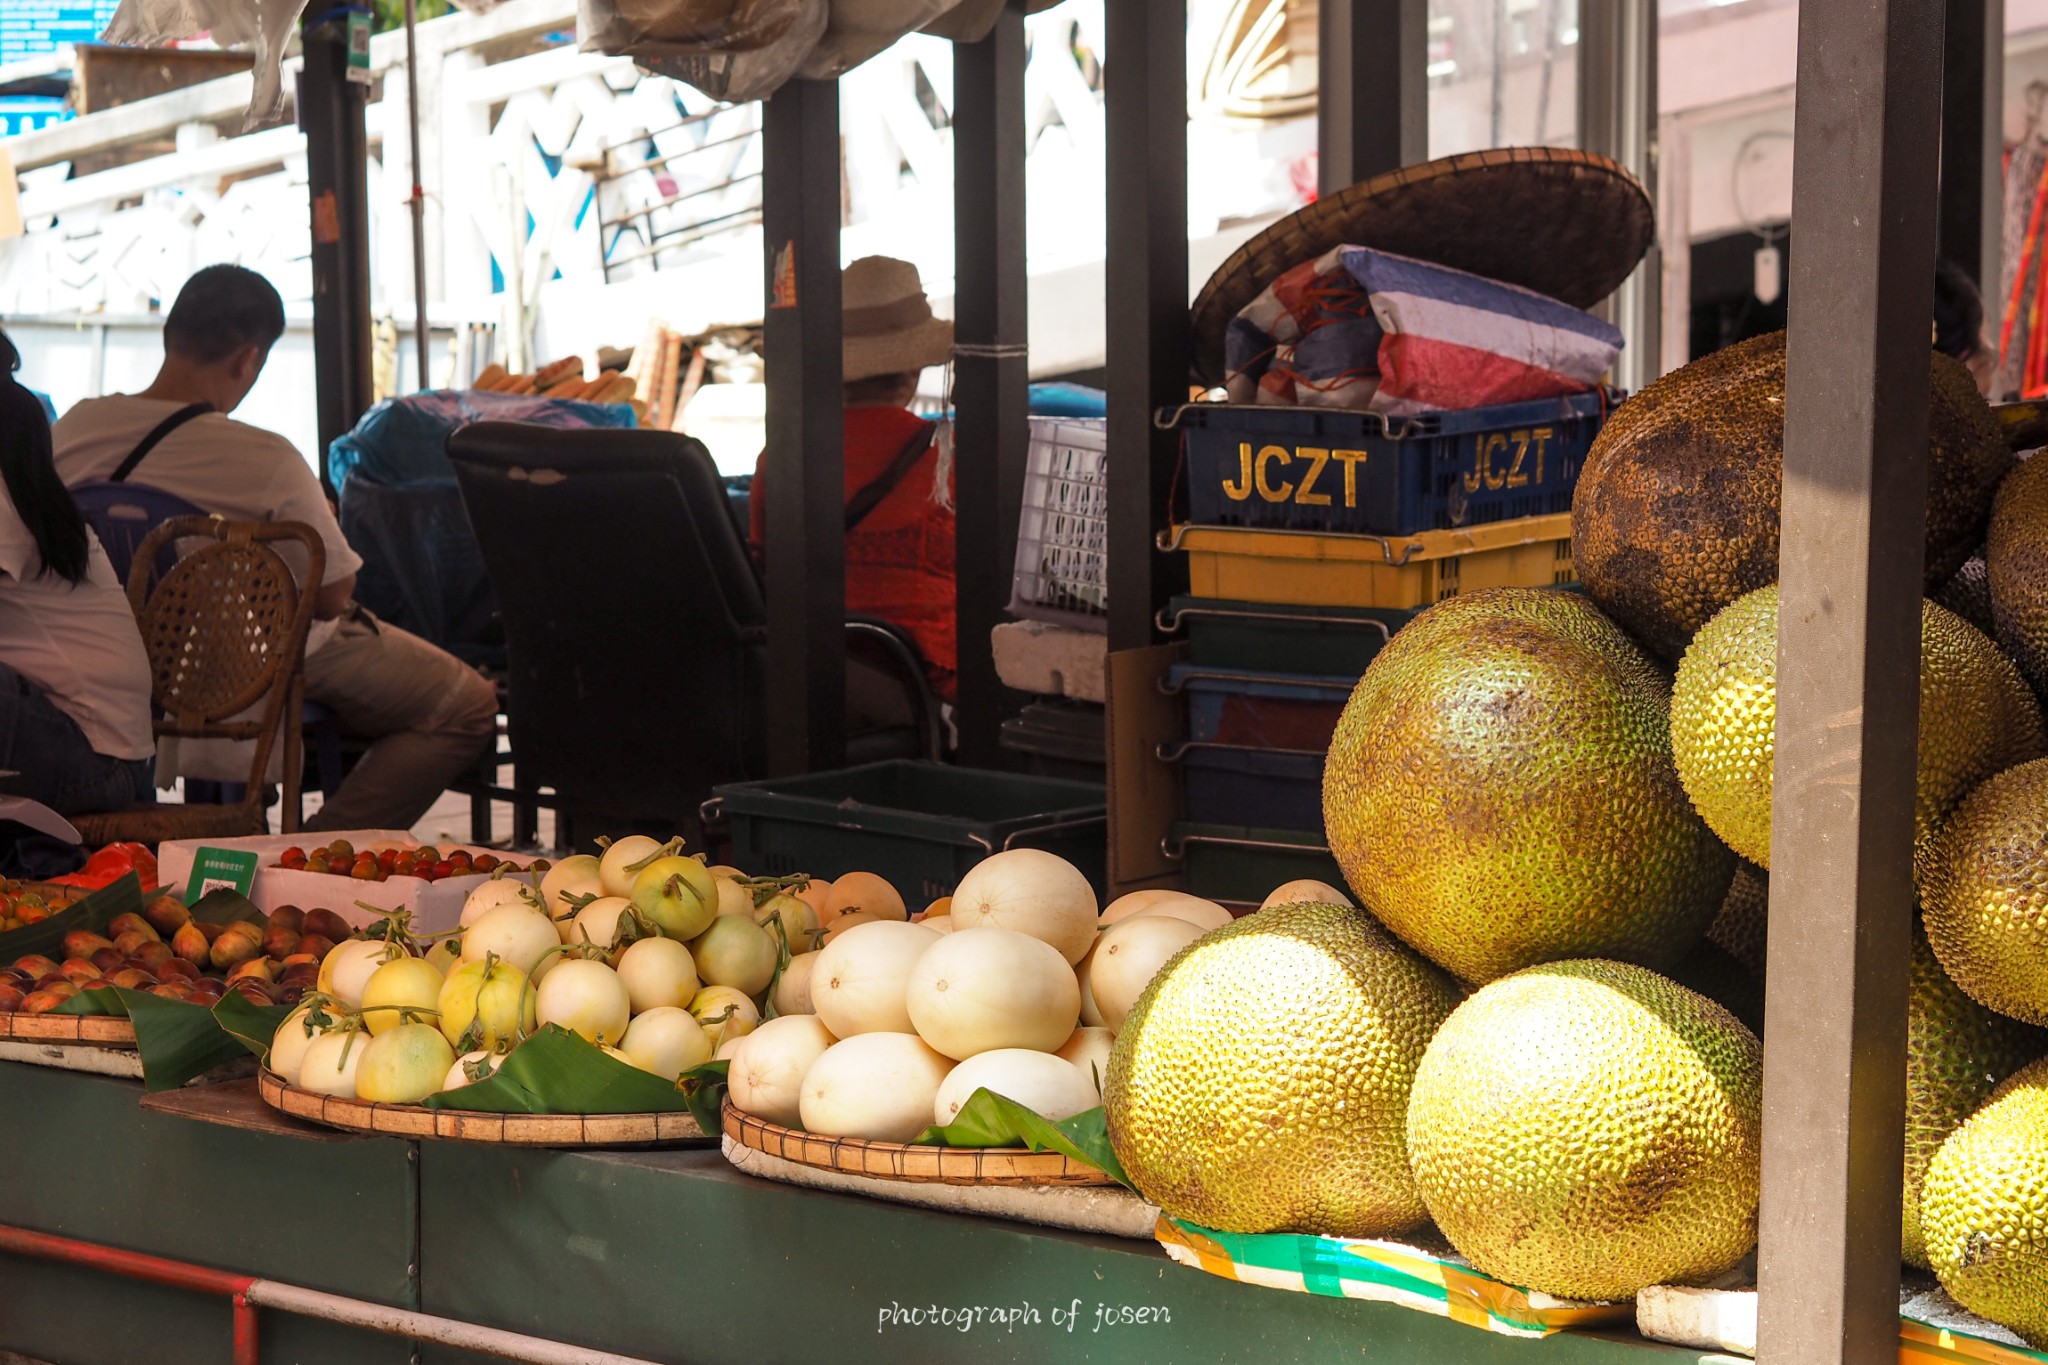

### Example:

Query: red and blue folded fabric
xmin=1224 ymin=246 xmax=1623 ymax=416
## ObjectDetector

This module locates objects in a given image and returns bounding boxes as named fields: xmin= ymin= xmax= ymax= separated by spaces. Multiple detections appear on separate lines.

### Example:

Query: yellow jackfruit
xmin=1989 ymin=456 xmax=2048 ymax=704
xmin=1923 ymin=757 xmax=2048 ymax=1025
xmin=1921 ymin=1057 xmax=2048 ymax=1347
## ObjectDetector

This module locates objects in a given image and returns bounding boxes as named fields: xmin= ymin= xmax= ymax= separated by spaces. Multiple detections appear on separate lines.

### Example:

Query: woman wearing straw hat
xmin=749 ymin=255 xmax=959 ymax=704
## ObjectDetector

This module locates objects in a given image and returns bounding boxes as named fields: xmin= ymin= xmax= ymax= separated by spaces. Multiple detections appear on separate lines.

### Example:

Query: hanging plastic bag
xmin=100 ymin=0 xmax=309 ymax=129
xmin=578 ymin=0 xmax=812 ymax=56
xmin=631 ymin=0 xmax=828 ymax=103
xmin=799 ymin=0 xmax=957 ymax=79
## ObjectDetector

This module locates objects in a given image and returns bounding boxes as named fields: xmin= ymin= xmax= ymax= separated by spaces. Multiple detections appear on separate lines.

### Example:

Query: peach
xmin=113 ymin=930 xmax=158 ymax=959
xmin=226 ymin=978 xmax=276 ymax=1006
xmin=170 ymin=923 xmax=211 ymax=968
xmin=107 ymin=967 xmax=156 ymax=991
xmin=149 ymin=983 xmax=192 ymax=1002
xmin=297 ymin=935 xmax=336 ymax=964
xmin=23 ymin=988 xmax=74 ymax=1013
xmin=61 ymin=932 xmax=114 ymax=961
xmin=133 ymin=941 xmax=174 ymax=971
xmin=156 ymin=959 xmax=200 ymax=982
xmin=0 ymin=983 xmax=25 ymax=1012
xmin=226 ymin=958 xmax=277 ymax=984
xmin=188 ymin=978 xmax=226 ymax=1003
xmin=11 ymin=954 xmax=59 ymax=979
xmin=58 ymin=960 xmax=102 ymax=986
xmin=262 ymin=926 xmax=302 ymax=962
xmin=208 ymin=922 xmax=263 ymax=970
xmin=143 ymin=895 xmax=192 ymax=936
xmin=89 ymin=946 xmax=126 ymax=974
xmin=107 ymin=913 xmax=159 ymax=943
xmin=267 ymin=906 xmax=306 ymax=934
xmin=301 ymin=909 xmax=351 ymax=943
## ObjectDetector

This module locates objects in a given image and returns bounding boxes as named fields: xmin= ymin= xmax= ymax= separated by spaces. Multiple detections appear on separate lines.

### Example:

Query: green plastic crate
xmin=1160 ymin=596 xmax=1421 ymax=675
xmin=711 ymin=761 xmax=1107 ymax=907
xmin=1167 ymin=821 xmax=1346 ymax=908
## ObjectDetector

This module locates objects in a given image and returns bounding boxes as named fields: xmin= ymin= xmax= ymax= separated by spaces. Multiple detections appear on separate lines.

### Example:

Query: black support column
xmin=1756 ymin=0 xmax=1945 ymax=1360
xmin=951 ymin=3 xmax=1031 ymax=767
xmin=1318 ymin=0 xmax=1428 ymax=195
xmin=1105 ymin=0 xmax=1189 ymax=653
xmin=301 ymin=10 xmax=375 ymax=484
xmin=1939 ymin=0 xmax=2003 ymax=295
xmin=761 ymin=80 xmax=846 ymax=776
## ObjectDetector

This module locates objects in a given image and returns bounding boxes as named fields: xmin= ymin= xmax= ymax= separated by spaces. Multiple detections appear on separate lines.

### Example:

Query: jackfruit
xmin=1671 ymin=587 xmax=2046 ymax=874
xmin=1573 ymin=333 xmax=2013 ymax=661
xmin=1921 ymin=1056 xmax=2048 ymax=1347
xmin=1989 ymin=456 xmax=2048 ymax=703
xmin=1668 ymin=941 xmax=1765 ymax=1036
xmin=1923 ymin=757 xmax=2048 ymax=1025
xmin=1405 ymin=960 xmax=1762 ymax=1301
xmin=1904 ymin=931 xmax=2047 ymax=1269
xmin=1937 ymin=551 xmax=1997 ymax=638
xmin=1102 ymin=901 xmax=1460 ymax=1237
xmin=1707 ymin=862 xmax=1769 ymax=977
xmin=1323 ymin=588 xmax=1734 ymax=984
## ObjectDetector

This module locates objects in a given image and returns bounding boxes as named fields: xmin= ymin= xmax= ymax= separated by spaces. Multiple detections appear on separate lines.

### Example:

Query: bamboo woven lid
xmin=1190 ymin=147 xmax=1656 ymax=384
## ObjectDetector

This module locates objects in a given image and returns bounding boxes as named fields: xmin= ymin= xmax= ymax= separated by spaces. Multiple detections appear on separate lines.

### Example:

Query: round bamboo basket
xmin=722 ymin=1100 xmax=1116 ymax=1186
xmin=0 ymin=1012 xmax=137 ymax=1048
xmin=256 ymin=1069 xmax=711 ymax=1146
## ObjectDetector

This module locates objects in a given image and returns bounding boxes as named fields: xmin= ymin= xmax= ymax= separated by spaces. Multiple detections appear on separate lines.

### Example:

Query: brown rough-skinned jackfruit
xmin=1574 ymin=333 xmax=2013 ymax=660
xmin=1707 ymin=862 xmax=1769 ymax=978
xmin=1324 ymin=588 xmax=1734 ymax=984
xmin=1989 ymin=457 xmax=2048 ymax=703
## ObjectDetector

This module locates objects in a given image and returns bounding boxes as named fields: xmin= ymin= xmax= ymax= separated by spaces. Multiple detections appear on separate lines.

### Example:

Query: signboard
xmin=1 ymin=0 xmax=121 ymax=66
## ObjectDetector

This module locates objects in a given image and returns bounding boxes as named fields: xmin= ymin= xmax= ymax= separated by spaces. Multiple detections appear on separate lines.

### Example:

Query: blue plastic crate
xmin=1167 ymin=390 xmax=1611 ymax=536
xmin=1166 ymin=665 xmax=1356 ymax=751
xmin=1175 ymin=744 xmax=1325 ymax=833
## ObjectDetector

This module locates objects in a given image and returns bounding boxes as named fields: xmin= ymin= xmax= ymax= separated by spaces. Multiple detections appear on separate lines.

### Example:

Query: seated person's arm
xmin=313 ymin=572 xmax=356 ymax=621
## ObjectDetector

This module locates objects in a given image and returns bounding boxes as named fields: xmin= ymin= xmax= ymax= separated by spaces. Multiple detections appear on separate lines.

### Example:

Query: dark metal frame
xmin=1940 ymin=0 xmax=2005 ymax=298
xmin=300 ymin=10 xmax=375 ymax=491
xmin=1318 ymin=0 xmax=1428 ymax=194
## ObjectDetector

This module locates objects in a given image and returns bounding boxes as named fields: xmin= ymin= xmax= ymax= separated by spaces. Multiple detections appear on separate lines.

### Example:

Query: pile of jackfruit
xmin=1100 ymin=334 xmax=2048 ymax=1343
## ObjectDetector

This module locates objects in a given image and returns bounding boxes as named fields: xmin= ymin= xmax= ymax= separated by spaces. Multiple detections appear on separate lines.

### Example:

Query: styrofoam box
xmin=158 ymin=830 xmax=535 ymax=937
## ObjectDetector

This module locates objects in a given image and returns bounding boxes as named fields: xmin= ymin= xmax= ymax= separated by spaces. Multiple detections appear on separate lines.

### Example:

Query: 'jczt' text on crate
xmin=1218 ymin=428 xmax=1560 ymax=507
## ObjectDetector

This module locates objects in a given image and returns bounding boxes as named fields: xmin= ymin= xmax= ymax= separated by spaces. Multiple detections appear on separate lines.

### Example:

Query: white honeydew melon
xmin=1074 ymin=940 xmax=1103 ymax=1027
xmin=437 ymin=958 xmax=536 ymax=1050
xmin=359 ymin=956 xmax=449 ymax=1036
xmin=597 ymin=835 xmax=671 ymax=897
xmin=690 ymin=986 xmax=760 ymax=1048
xmin=690 ymin=915 xmax=778 ymax=995
xmin=795 ymin=878 xmax=836 ymax=920
xmin=630 ymin=857 xmax=720 ymax=941
xmin=772 ymin=951 xmax=820 ymax=1016
xmin=298 ymin=1029 xmax=367 ymax=1097
xmin=536 ymin=959 xmax=631 ymax=1045
xmin=1055 ymin=1026 xmax=1116 ymax=1096
xmin=601 ymin=1043 xmax=636 ymax=1067
xmin=811 ymin=920 xmax=940 ymax=1038
xmin=619 ymin=1006 xmax=713 ymax=1081
xmin=705 ymin=864 xmax=745 ymax=880
xmin=1098 ymin=889 xmax=1184 ymax=924
xmin=548 ymin=876 xmax=605 ymax=940
xmin=826 ymin=871 xmax=906 ymax=922
xmin=460 ymin=878 xmax=546 ymax=928
xmin=355 ymin=1023 xmax=457 ymax=1104
xmin=949 ymin=850 xmax=1099 ymax=965
xmin=922 ymin=896 xmax=953 ymax=919
xmin=1127 ymin=895 xmax=1233 ymax=933
xmin=798 ymin=1032 xmax=953 ymax=1141
xmin=423 ymin=939 xmax=461 ymax=975
xmin=754 ymin=895 xmax=822 ymax=955
xmin=1090 ymin=915 xmax=1206 ymax=1031
xmin=1260 ymin=878 xmax=1354 ymax=910
xmin=728 ymin=1014 xmax=835 ymax=1126
xmin=615 ymin=936 xmax=699 ymax=1014
xmin=442 ymin=1049 xmax=503 ymax=1091
xmin=569 ymin=896 xmax=635 ymax=951
xmin=933 ymin=1048 xmax=1098 ymax=1126
xmin=904 ymin=927 xmax=1081 ymax=1060
xmin=269 ymin=1002 xmax=335 ymax=1080
xmin=713 ymin=876 xmax=755 ymax=918
xmin=461 ymin=903 xmax=560 ymax=978
xmin=920 ymin=916 xmax=954 ymax=936
xmin=714 ymin=1035 xmax=748 ymax=1062
xmin=319 ymin=939 xmax=400 ymax=1010
xmin=539 ymin=854 xmax=600 ymax=909
xmin=821 ymin=910 xmax=877 ymax=944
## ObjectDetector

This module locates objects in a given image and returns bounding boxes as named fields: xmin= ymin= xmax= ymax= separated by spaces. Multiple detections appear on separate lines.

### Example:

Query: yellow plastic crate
xmin=1169 ymin=513 xmax=1575 ymax=609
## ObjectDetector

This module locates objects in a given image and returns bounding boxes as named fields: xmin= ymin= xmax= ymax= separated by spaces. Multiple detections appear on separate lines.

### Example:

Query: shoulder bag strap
xmin=844 ymin=419 xmax=937 ymax=533
xmin=110 ymin=403 xmax=213 ymax=483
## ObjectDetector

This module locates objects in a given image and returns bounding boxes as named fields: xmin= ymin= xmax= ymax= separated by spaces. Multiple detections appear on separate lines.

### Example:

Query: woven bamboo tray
xmin=0 ymin=1012 xmax=137 ymax=1048
xmin=256 ymin=1069 xmax=712 ymax=1147
xmin=722 ymin=1100 xmax=1116 ymax=1186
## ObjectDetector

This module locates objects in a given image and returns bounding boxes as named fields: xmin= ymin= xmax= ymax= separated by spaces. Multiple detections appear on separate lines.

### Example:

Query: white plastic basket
xmin=1009 ymin=418 xmax=1109 ymax=632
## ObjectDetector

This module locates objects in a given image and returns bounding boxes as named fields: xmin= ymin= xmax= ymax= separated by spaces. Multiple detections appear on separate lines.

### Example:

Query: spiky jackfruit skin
xmin=1989 ymin=457 xmax=2048 ymax=704
xmin=1102 ymin=902 xmax=1460 ymax=1238
xmin=1937 ymin=551 xmax=1997 ymax=638
xmin=1572 ymin=333 xmax=2012 ymax=661
xmin=1903 ymin=932 xmax=2048 ymax=1269
xmin=1405 ymin=960 xmax=1763 ymax=1302
xmin=1707 ymin=862 xmax=1769 ymax=977
xmin=1922 ymin=1057 xmax=2048 ymax=1346
xmin=1671 ymin=588 xmax=2046 ymax=875
xmin=1924 ymin=758 xmax=2048 ymax=1026
xmin=1323 ymin=588 xmax=1733 ymax=985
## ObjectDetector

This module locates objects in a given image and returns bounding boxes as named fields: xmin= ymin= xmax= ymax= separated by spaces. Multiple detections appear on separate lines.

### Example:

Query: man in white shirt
xmin=52 ymin=265 xmax=499 ymax=832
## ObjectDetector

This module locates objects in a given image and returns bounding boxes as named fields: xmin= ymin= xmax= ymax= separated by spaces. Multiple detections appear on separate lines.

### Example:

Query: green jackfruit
xmin=1323 ymin=588 xmax=1733 ymax=984
xmin=1989 ymin=456 xmax=2048 ymax=704
xmin=1921 ymin=1057 xmax=2048 ymax=1346
xmin=1707 ymin=862 xmax=1769 ymax=978
xmin=1923 ymin=757 xmax=2048 ymax=1025
xmin=1405 ymin=960 xmax=1763 ymax=1301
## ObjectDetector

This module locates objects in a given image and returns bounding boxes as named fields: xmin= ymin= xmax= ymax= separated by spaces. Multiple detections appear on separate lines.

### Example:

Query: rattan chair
xmin=71 ymin=517 xmax=323 ymax=846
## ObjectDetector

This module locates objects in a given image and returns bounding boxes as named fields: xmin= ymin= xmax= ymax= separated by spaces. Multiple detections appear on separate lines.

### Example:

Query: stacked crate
xmin=1158 ymin=392 xmax=1611 ymax=904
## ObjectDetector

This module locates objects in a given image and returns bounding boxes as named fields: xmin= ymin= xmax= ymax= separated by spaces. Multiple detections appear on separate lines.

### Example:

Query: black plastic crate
xmin=1165 ymin=822 xmax=1346 ymax=908
xmin=999 ymin=700 xmax=1106 ymax=782
xmin=1166 ymin=664 xmax=1355 ymax=751
xmin=1162 ymin=596 xmax=1419 ymax=676
xmin=1174 ymin=743 xmax=1324 ymax=833
xmin=710 ymin=760 xmax=1106 ymax=907
xmin=1167 ymin=390 xmax=1609 ymax=536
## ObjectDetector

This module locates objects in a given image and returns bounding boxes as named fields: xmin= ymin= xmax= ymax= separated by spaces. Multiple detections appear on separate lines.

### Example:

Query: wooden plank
xmin=73 ymin=45 xmax=253 ymax=115
xmin=139 ymin=1077 xmax=361 ymax=1142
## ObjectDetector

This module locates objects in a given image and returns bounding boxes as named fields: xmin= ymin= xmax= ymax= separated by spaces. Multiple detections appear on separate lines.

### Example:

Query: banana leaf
xmin=915 ymin=1092 xmax=1131 ymax=1187
xmin=53 ymin=984 xmax=260 ymax=1092
xmin=0 ymin=872 xmax=143 ymax=961
xmin=679 ymin=1059 xmax=729 ymax=1135
xmin=211 ymin=989 xmax=294 ymax=1064
xmin=422 ymin=1024 xmax=698 ymax=1116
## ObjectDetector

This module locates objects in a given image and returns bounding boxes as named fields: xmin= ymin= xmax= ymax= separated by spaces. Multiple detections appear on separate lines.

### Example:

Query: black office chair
xmin=447 ymin=421 xmax=939 ymax=843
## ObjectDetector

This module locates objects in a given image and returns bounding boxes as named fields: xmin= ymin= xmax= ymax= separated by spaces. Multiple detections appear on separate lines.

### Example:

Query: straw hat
xmin=1190 ymin=147 xmax=1655 ymax=385
xmin=842 ymin=256 xmax=955 ymax=382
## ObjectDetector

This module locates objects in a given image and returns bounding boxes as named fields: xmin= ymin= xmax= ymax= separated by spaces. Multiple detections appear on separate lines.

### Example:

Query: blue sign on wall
xmin=0 ymin=98 xmax=67 ymax=138
xmin=2 ymin=1 xmax=122 ymax=67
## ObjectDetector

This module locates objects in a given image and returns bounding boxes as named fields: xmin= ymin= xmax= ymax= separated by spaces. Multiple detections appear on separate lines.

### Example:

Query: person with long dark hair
xmin=0 ymin=328 xmax=153 ymax=814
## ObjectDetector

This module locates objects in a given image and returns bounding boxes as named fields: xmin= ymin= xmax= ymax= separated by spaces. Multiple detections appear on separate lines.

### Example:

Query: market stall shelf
xmin=0 ymin=1011 xmax=135 ymax=1047
xmin=257 ymin=1068 xmax=712 ymax=1146
xmin=722 ymin=1099 xmax=1112 ymax=1186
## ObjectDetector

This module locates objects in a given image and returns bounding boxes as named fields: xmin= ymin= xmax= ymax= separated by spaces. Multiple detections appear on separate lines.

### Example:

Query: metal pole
xmin=1938 ymin=0 xmax=2003 ymax=298
xmin=951 ymin=2 xmax=1030 ymax=767
xmin=1105 ymin=0 xmax=1189 ymax=654
xmin=761 ymin=79 xmax=846 ymax=776
xmin=1755 ymin=0 xmax=1944 ymax=1360
xmin=301 ymin=8 xmax=375 ymax=488
xmin=403 ymin=0 xmax=432 ymax=392
xmin=1577 ymin=0 xmax=1662 ymax=390
xmin=1317 ymin=0 xmax=1428 ymax=195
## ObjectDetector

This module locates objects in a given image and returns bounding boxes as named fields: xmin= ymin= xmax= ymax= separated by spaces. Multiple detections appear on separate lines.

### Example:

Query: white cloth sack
xmin=578 ymin=0 xmax=813 ymax=55
xmin=101 ymin=0 xmax=309 ymax=129
xmin=799 ymin=0 xmax=960 ymax=79
xmin=630 ymin=0 xmax=829 ymax=102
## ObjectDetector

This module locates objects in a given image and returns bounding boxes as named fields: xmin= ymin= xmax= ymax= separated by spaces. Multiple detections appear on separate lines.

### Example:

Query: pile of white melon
xmin=725 ymin=849 xmax=1239 ymax=1143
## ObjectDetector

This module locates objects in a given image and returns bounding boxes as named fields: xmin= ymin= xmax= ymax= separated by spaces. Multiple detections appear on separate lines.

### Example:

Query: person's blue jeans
xmin=0 ymin=660 xmax=152 ymax=816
